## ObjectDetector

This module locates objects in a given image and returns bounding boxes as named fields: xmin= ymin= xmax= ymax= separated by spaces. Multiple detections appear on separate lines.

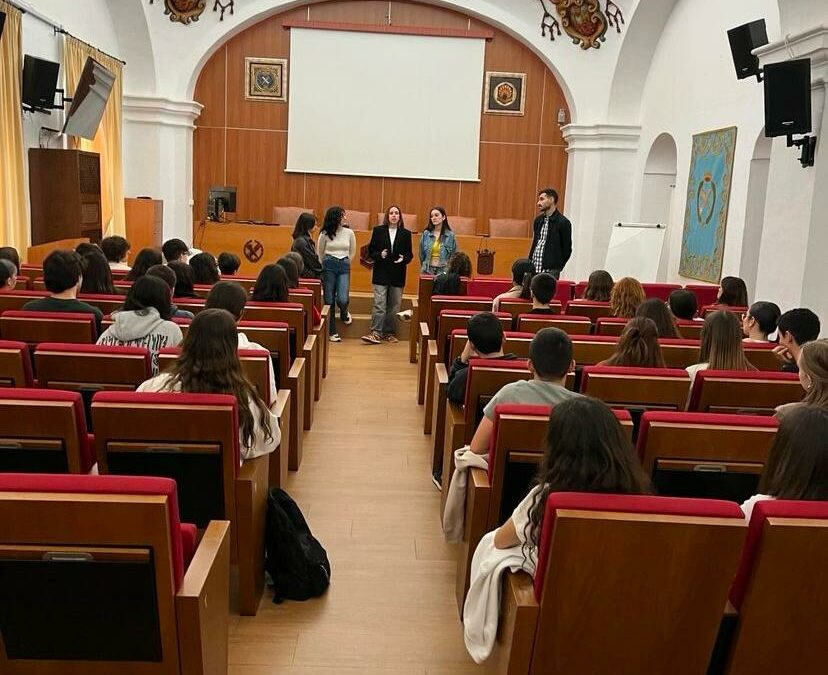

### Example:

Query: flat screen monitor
xmin=62 ymin=57 xmax=115 ymax=140
xmin=22 ymin=55 xmax=60 ymax=112
xmin=208 ymin=186 xmax=237 ymax=220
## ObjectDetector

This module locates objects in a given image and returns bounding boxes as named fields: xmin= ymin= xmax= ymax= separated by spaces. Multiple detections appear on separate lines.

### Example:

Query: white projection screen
xmin=286 ymin=27 xmax=486 ymax=181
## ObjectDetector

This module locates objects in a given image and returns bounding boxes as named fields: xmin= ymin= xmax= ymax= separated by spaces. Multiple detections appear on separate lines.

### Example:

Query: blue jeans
xmin=322 ymin=255 xmax=351 ymax=335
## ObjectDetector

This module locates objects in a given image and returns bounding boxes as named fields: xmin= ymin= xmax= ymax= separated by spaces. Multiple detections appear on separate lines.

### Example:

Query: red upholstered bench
xmin=641 ymin=282 xmax=682 ymax=301
xmin=0 ymin=339 xmax=33 ymax=387
xmin=580 ymin=365 xmax=690 ymax=412
xmin=516 ymin=313 xmax=592 ymax=335
xmin=688 ymin=369 xmax=804 ymax=414
xmin=0 ymin=310 xmax=97 ymax=344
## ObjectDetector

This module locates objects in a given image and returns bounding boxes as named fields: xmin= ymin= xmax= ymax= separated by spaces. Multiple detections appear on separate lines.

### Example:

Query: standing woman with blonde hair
xmin=317 ymin=206 xmax=356 ymax=342
xmin=419 ymin=206 xmax=457 ymax=275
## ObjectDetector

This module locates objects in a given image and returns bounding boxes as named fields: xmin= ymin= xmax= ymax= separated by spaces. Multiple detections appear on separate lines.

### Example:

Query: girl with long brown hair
xmin=137 ymin=308 xmax=279 ymax=462
xmin=742 ymin=405 xmax=828 ymax=520
xmin=686 ymin=310 xmax=756 ymax=384
xmin=493 ymin=396 xmax=651 ymax=556
xmin=609 ymin=277 xmax=646 ymax=318
xmin=776 ymin=339 xmax=828 ymax=418
xmin=582 ymin=269 xmax=614 ymax=301
xmin=635 ymin=298 xmax=682 ymax=338
xmin=599 ymin=317 xmax=666 ymax=368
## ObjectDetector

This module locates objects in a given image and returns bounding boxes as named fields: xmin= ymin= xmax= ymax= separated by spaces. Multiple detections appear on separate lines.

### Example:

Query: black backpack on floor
xmin=264 ymin=488 xmax=331 ymax=603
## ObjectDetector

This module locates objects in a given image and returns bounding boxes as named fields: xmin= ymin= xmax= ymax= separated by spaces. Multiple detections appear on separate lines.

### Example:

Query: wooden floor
xmin=229 ymin=339 xmax=478 ymax=674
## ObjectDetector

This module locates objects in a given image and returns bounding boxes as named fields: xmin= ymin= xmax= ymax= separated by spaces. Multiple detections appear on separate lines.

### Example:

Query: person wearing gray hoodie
xmin=97 ymin=276 xmax=183 ymax=374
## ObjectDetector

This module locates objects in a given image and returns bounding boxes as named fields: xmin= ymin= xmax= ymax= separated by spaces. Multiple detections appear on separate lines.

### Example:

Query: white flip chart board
xmin=603 ymin=222 xmax=667 ymax=282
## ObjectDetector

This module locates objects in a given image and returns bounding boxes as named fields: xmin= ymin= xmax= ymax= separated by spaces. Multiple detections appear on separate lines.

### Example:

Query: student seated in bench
xmin=776 ymin=339 xmax=828 ymax=419
xmin=0 ymin=246 xmax=20 ymax=275
xmin=774 ymin=308 xmax=821 ymax=373
xmin=715 ymin=275 xmax=749 ymax=309
xmin=492 ymin=396 xmax=651 ymax=553
xmin=0 ymin=259 xmax=17 ymax=291
xmin=742 ymin=301 xmax=781 ymax=343
xmin=492 ymin=258 xmax=534 ymax=312
xmin=528 ymin=273 xmax=558 ymax=315
xmin=280 ymin=253 xmax=321 ymax=324
xmin=432 ymin=252 xmax=472 ymax=296
xmin=609 ymin=277 xmax=645 ymax=319
xmin=668 ymin=289 xmax=699 ymax=321
xmin=97 ymin=276 xmax=183 ymax=374
xmin=101 ymin=235 xmax=131 ymax=271
xmin=598 ymin=317 xmax=665 ymax=368
xmin=205 ymin=281 xmax=277 ymax=403
xmin=741 ymin=405 xmax=828 ymax=520
xmin=138 ymin=308 xmax=279 ymax=462
xmin=636 ymin=298 xmax=681 ymax=338
xmin=168 ymin=261 xmax=198 ymax=299
xmin=252 ymin=263 xmax=290 ymax=303
xmin=23 ymin=250 xmax=103 ymax=334
xmin=469 ymin=327 xmax=580 ymax=456
xmin=146 ymin=265 xmax=195 ymax=320
xmin=447 ymin=312 xmax=517 ymax=405
xmin=581 ymin=269 xmax=613 ymax=301
xmin=284 ymin=251 xmax=307 ymax=280
xmin=189 ymin=252 xmax=220 ymax=285
xmin=290 ymin=212 xmax=323 ymax=280
xmin=686 ymin=310 xmax=756 ymax=385
xmin=218 ymin=251 xmax=241 ymax=276
xmin=162 ymin=238 xmax=190 ymax=264
xmin=79 ymin=248 xmax=120 ymax=295
xmin=126 ymin=248 xmax=163 ymax=282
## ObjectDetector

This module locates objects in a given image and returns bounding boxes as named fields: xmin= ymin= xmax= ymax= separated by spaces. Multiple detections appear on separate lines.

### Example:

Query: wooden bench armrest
xmin=417 ymin=322 xmax=432 ymax=403
xmin=302 ymin=335 xmax=317 ymax=430
xmin=430 ymin=361 xmax=450 ymax=471
xmin=235 ymin=453 xmax=269 ymax=615
xmin=269 ymin=389 xmax=291 ymax=488
xmin=436 ymin=360 xmax=449 ymax=385
xmin=409 ymin=298 xmax=420 ymax=363
xmin=287 ymin=357 xmax=306 ymax=470
xmin=488 ymin=571 xmax=539 ymax=674
xmin=176 ymin=519 xmax=231 ymax=675
xmin=320 ymin=306 xmax=330 ymax=379
xmin=440 ymin=400 xmax=465 ymax=518
xmin=456 ymin=467 xmax=492 ymax=615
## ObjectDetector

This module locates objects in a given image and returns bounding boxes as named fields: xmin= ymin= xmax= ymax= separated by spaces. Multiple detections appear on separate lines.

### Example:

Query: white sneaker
xmin=397 ymin=309 xmax=413 ymax=322
xmin=342 ymin=313 xmax=353 ymax=325
xmin=329 ymin=334 xmax=342 ymax=342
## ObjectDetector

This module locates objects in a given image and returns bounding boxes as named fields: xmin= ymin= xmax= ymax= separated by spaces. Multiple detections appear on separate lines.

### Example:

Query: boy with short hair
xmin=775 ymin=308 xmax=821 ymax=372
xmin=162 ymin=238 xmax=190 ymax=264
xmin=529 ymin=272 xmax=558 ymax=314
xmin=101 ymin=236 xmax=131 ymax=270
xmin=447 ymin=312 xmax=515 ymax=404
xmin=217 ymin=252 xmax=241 ymax=275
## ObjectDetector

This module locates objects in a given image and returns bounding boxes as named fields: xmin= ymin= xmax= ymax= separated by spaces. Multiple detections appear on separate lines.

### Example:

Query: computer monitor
xmin=207 ymin=186 xmax=237 ymax=221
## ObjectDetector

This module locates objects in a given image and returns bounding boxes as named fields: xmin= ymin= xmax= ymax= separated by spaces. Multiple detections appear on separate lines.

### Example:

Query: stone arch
xmin=639 ymin=132 xmax=678 ymax=223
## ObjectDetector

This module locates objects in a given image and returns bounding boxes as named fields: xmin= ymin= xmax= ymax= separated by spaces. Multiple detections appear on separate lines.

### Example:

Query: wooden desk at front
xmin=194 ymin=221 xmax=532 ymax=295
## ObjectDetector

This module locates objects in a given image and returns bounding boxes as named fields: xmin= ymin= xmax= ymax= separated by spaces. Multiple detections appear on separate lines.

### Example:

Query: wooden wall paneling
xmin=389 ymin=2 xmax=473 ymax=29
xmin=460 ymin=142 xmax=540 ymax=229
xmin=309 ymin=1 xmax=389 ymax=23
xmin=225 ymin=13 xmax=298 ymax=131
xmin=540 ymin=69 xmax=570 ymax=147
xmin=304 ymin=174 xmax=383 ymax=219
xmin=192 ymin=127 xmax=227 ymax=223
xmin=193 ymin=46 xmax=227 ymax=128
xmin=479 ymin=28 xmax=547 ymax=144
xmin=381 ymin=178 xmax=461 ymax=227
xmin=537 ymin=145 xmax=569 ymax=211
xmin=225 ymin=129 xmax=305 ymax=222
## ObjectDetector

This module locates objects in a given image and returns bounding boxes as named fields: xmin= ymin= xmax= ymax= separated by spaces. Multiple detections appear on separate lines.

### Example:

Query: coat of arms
xmin=149 ymin=0 xmax=234 ymax=25
xmin=538 ymin=0 xmax=625 ymax=50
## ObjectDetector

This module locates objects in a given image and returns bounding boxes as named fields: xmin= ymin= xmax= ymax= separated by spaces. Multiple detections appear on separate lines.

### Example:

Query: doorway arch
xmin=740 ymin=131 xmax=772 ymax=296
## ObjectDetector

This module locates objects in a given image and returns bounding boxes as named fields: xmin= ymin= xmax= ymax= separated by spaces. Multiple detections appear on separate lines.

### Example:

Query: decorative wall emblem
xmin=483 ymin=72 xmax=526 ymax=116
xmin=538 ymin=0 xmax=625 ymax=50
xmin=148 ymin=0 xmax=234 ymax=25
xmin=243 ymin=240 xmax=265 ymax=263
xmin=679 ymin=127 xmax=738 ymax=283
xmin=245 ymin=58 xmax=288 ymax=102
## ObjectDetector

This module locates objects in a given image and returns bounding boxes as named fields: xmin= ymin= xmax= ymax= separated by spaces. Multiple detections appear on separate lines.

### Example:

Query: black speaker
xmin=21 ymin=54 xmax=60 ymax=111
xmin=727 ymin=19 xmax=768 ymax=80
xmin=764 ymin=58 xmax=812 ymax=137
xmin=1 ymin=11 xmax=6 ymax=41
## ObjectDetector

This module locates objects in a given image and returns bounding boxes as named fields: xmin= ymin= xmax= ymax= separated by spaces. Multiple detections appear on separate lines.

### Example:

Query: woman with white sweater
xmin=317 ymin=206 xmax=357 ymax=342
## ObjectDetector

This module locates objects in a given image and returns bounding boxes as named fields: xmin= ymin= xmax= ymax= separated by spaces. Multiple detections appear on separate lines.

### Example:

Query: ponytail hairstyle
xmin=510 ymin=258 xmax=535 ymax=300
xmin=603 ymin=317 xmax=666 ymax=367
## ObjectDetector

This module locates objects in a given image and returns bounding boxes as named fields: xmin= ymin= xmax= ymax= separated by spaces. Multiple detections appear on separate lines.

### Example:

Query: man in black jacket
xmin=362 ymin=207 xmax=414 ymax=344
xmin=528 ymin=188 xmax=572 ymax=278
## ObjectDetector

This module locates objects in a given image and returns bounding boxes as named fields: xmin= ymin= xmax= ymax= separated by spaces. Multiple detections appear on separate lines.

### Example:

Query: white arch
xmin=108 ymin=0 xmax=157 ymax=91
xmin=740 ymin=131 xmax=772 ymax=295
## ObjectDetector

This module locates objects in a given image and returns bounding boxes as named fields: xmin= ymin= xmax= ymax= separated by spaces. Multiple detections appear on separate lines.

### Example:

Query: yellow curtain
xmin=0 ymin=1 xmax=29 ymax=253
xmin=64 ymin=36 xmax=126 ymax=237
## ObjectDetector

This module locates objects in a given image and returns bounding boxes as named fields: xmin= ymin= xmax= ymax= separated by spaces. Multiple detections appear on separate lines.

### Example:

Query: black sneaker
xmin=431 ymin=472 xmax=442 ymax=491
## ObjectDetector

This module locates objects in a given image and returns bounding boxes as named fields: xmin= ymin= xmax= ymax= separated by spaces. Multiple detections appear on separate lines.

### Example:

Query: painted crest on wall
xmin=245 ymin=58 xmax=288 ymax=102
xmin=538 ymin=0 xmax=625 ymax=49
xmin=483 ymin=72 xmax=527 ymax=115
xmin=149 ymin=0 xmax=234 ymax=25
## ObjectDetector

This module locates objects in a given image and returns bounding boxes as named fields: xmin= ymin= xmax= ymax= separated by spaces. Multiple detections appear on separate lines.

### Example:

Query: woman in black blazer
xmin=362 ymin=206 xmax=413 ymax=344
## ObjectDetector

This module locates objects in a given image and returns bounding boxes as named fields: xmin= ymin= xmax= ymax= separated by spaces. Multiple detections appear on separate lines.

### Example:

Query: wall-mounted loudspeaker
xmin=0 ymin=11 xmax=6 ymax=40
xmin=763 ymin=58 xmax=811 ymax=138
xmin=727 ymin=19 xmax=768 ymax=80
xmin=22 ymin=55 xmax=61 ymax=112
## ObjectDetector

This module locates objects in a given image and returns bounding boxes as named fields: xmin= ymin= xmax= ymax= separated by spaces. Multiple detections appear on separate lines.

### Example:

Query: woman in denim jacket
xmin=419 ymin=206 xmax=457 ymax=274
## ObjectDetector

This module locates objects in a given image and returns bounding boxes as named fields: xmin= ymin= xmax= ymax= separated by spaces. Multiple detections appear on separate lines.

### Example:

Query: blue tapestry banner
xmin=679 ymin=127 xmax=737 ymax=282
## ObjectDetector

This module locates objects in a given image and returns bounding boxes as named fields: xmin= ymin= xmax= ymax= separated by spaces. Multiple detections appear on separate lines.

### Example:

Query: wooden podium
xmin=125 ymin=198 xmax=164 ymax=257
xmin=28 ymin=149 xmax=102 ymax=245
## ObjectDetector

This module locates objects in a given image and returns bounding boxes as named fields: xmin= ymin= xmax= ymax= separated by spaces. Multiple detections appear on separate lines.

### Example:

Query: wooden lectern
xmin=125 ymin=198 xmax=164 ymax=256
xmin=28 ymin=149 xmax=102 ymax=245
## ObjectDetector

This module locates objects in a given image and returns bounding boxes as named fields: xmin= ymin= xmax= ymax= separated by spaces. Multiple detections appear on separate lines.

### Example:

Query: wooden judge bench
xmin=194 ymin=220 xmax=533 ymax=295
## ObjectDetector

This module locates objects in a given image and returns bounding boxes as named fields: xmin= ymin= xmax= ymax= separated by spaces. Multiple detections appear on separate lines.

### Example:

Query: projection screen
xmin=286 ymin=27 xmax=485 ymax=181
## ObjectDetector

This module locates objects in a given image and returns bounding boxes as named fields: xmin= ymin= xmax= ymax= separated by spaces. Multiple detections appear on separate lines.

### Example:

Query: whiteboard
xmin=287 ymin=28 xmax=485 ymax=181
xmin=603 ymin=222 xmax=667 ymax=281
